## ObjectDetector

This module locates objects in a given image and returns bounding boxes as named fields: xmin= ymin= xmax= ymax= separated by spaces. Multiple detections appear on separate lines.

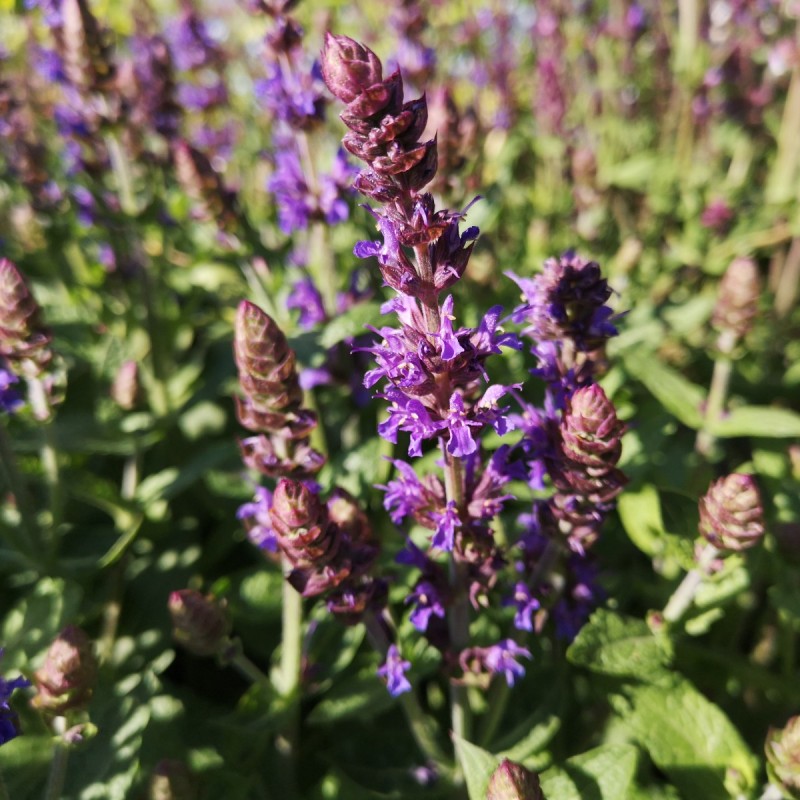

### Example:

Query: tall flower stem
xmin=442 ymin=449 xmax=471 ymax=744
xmin=275 ymin=558 xmax=303 ymax=798
xmin=662 ymin=543 xmax=719 ymax=624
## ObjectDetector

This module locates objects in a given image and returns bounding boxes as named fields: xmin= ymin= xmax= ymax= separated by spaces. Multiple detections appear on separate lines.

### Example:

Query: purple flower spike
xmin=505 ymin=583 xmax=540 ymax=632
xmin=377 ymin=644 xmax=412 ymax=697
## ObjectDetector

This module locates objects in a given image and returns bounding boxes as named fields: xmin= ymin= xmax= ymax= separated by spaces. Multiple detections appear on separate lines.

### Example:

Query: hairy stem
xmin=663 ymin=544 xmax=719 ymax=624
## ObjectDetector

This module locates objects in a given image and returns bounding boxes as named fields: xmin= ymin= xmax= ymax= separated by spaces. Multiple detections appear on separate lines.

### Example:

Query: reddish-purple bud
xmin=698 ymin=474 xmax=765 ymax=552
xmin=712 ymin=257 xmax=760 ymax=343
xmin=111 ymin=360 xmax=140 ymax=410
xmin=168 ymin=590 xmax=231 ymax=657
xmin=0 ymin=258 xmax=53 ymax=376
xmin=32 ymin=626 xmax=98 ymax=715
xmin=321 ymin=33 xmax=383 ymax=104
xmin=270 ymin=478 xmax=324 ymax=536
xmin=766 ymin=716 xmax=800 ymax=799
xmin=487 ymin=759 xmax=546 ymax=800
xmin=560 ymin=384 xmax=625 ymax=470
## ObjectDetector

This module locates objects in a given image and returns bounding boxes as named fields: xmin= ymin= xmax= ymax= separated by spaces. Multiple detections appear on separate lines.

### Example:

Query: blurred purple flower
xmin=0 ymin=649 xmax=30 ymax=746
xmin=377 ymin=644 xmax=412 ymax=696
xmin=237 ymin=486 xmax=278 ymax=552
xmin=484 ymin=639 xmax=531 ymax=686
xmin=0 ymin=367 xmax=22 ymax=414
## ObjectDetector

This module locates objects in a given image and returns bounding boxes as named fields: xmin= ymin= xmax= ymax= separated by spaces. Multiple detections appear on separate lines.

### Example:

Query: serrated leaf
xmin=539 ymin=743 xmax=639 ymax=800
xmin=567 ymin=609 xmax=673 ymax=679
xmin=623 ymin=351 xmax=705 ymax=429
xmin=452 ymin=734 xmax=501 ymax=800
xmin=617 ymin=484 xmax=667 ymax=557
xmin=620 ymin=678 xmax=756 ymax=799
xmin=708 ymin=406 xmax=800 ymax=438
xmin=318 ymin=301 xmax=383 ymax=349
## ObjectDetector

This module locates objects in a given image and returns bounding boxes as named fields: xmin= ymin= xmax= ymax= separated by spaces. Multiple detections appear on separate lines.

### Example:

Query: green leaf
xmin=493 ymin=680 xmax=563 ymax=763
xmin=318 ymin=301 xmax=383 ymax=349
xmin=708 ymin=406 xmax=800 ymax=438
xmin=623 ymin=351 xmax=705 ymax=429
xmin=618 ymin=678 xmax=757 ymax=799
xmin=617 ymin=484 xmax=667 ymax=557
xmin=307 ymin=670 xmax=397 ymax=725
xmin=539 ymin=743 xmax=639 ymax=800
xmin=567 ymin=609 xmax=673 ymax=680
xmin=452 ymin=734 xmax=501 ymax=800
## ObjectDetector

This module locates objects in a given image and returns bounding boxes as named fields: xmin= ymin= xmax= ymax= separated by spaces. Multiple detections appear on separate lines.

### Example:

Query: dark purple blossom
xmin=1 ymin=649 xmax=30 ymax=746
xmin=377 ymin=644 xmax=412 ymax=696
xmin=431 ymin=501 xmax=460 ymax=551
xmin=287 ymin=279 xmax=326 ymax=329
xmin=505 ymin=582 xmax=540 ymax=632
xmin=407 ymin=579 xmax=446 ymax=631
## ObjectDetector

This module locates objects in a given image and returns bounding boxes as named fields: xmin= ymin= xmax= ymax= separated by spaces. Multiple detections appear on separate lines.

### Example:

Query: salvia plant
xmin=0 ymin=1 xmax=799 ymax=799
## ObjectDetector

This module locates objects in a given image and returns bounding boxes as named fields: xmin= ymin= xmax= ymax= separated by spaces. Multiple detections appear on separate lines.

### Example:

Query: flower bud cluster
xmin=234 ymin=300 xmax=324 ymax=478
xmin=487 ymin=759 xmax=546 ymax=800
xmin=269 ymin=479 xmax=386 ymax=619
xmin=711 ymin=257 xmax=760 ymax=347
xmin=168 ymin=590 xmax=231 ymax=657
xmin=699 ymin=473 xmax=765 ymax=553
xmin=172 ymin=139 xmax=239 ymax=231
xmin=32 ymin=626 xmax=98 ymax=716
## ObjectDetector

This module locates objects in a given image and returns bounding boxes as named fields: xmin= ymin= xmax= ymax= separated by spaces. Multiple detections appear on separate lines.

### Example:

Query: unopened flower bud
xmin=111 ymin=360 xmax=140 ymax=410
xmin=149 ymin=759 xmax=197 ymax=800
xmin=172 ymin=140 xmax=238 ymax=231
xmin=487 ymin=759 xmax=546 ymax=800
xmin=169 ymin=590 xmax=230 ymax=657
xmin=766 ymin=715 xmax=800 ymax=799
xmin=321 ymin=33 xmax=383 ymax=104
xmin=699 ymin=474 xmax=765 ymax=552
xmin=712 ymin=257 xmax=760 ymax=344
xmin=61 ymin=0 xmax=117 ymax=96
xmin=32 ymin=626 xmax=98 ymax=715
xmin=270 ymin=478 xmax=324 ymax=537
xmin=560 ymin=384 xmax=625 ymax=471
xmin=0 ymin=258 xmax=53 ymax=376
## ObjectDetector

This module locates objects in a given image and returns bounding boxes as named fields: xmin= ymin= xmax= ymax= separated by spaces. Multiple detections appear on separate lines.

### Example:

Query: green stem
xmin=662 ymin=544 xmax=719 ymax=624
xmin=676 ymin=0 xmax=700 ymax=77
xmin=767 ymin=22 xmax=800 ymax=204
xmin=139 ymin=266 xmax=170 ymax=418
xmin=775 ymin=237 xmax=800 ymax=318
xmin=105 ymin=132 xmax=138 ymax=216
xmin=43 ymin=720 xmax=70 ymax=800
xmin=0 ymin=768 xmax=9 ymax=800
xmin=696 ymin=329 xmax=737 ymax=457
xmin=0 ymin=422 xmax=44 ymax=566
